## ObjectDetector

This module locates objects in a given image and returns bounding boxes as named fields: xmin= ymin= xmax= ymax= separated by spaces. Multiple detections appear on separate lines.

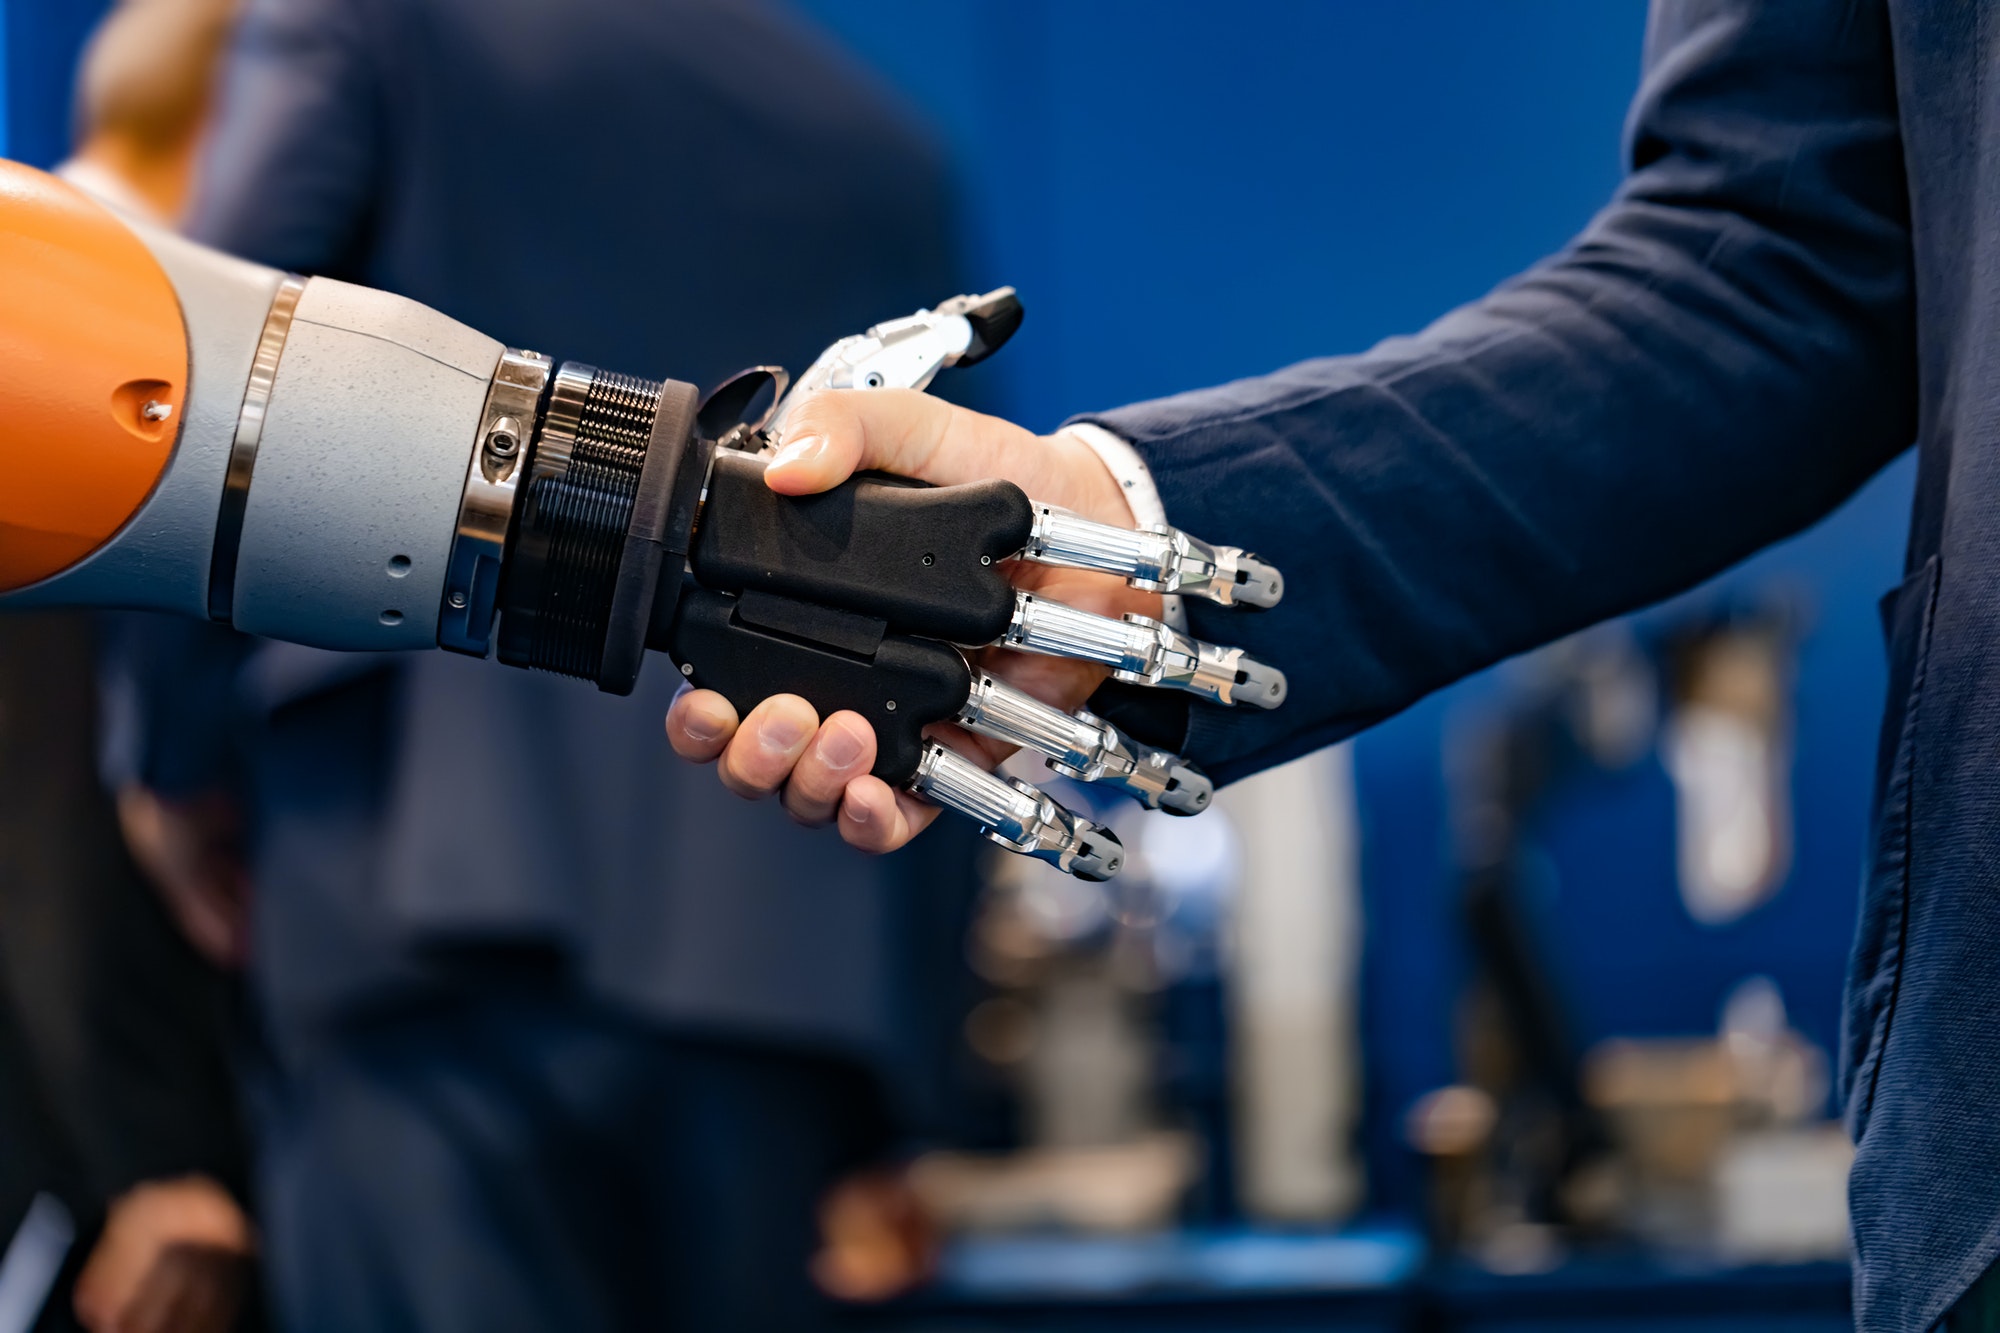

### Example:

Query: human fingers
xmin=836 ymin=776 xmax=940 ymax=854
xmin=780 ymin=712 xmax=878 ymax=827
xmin=75 ymin=1180 xmax=251 ymax=1333
xmin=665 ymin=689 xmax=739 ymax=763
xmin=763 ymin=389 xmax=956 ymax=493
xmin=833 ymin=718 xmax=1004 ymax=854
xmin=715 ymin=694 xmax=821 ymax=800
xmin=126 ymin=1244 xmax=249 ymax=1333
xmin=812 ymin=1168 xmax=939 ymax=1303
xmin=763 ymin=389 xmax=1083 ymax=500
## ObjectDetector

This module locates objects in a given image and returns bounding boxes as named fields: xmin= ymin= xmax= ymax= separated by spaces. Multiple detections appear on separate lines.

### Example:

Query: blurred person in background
xmin=54 ymin=0 xmax=235 ymax=224
xmin=0 ymin=5 xmax=259 ymax=1333
xmin=107 ymin=0 xmax=978 ymax=1328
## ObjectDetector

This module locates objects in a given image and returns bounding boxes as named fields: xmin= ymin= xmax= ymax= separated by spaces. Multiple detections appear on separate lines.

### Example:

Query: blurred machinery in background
xmin=907 ymin=750 xmax=1364 ymax=1240
xmin=1407 ymin=606 xmax=1851 ymax=1274
xmin=890 ymin=595 xmax=1851 ymax=1294
xmin=859 ymin=592 xmax=1856 ymax=1333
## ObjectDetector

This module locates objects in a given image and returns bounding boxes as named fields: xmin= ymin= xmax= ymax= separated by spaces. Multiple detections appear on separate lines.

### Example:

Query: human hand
xmin=115 ymin=787 xmax=252 ymax=969
xmin=665 ymin=390 xmax=1159 ymax=854
xmin=73 ymin=1176 xmax=255 ymax=1333
xmin=811 ymin=1166 xmax=939 ymax=1303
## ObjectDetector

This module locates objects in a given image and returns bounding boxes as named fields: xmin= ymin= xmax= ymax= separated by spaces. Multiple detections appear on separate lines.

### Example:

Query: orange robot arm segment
xmin=0 ymin=160 xmax=189 ymax=592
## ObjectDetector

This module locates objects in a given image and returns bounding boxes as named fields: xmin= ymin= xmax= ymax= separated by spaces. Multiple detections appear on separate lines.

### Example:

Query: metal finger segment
xmin=1021 ymin=503 xmax=1284 ymax=608
xmin=764 ymin=288 xmax=1016 ymax=443
xmin=909 ymin=743 xmax=1125 ymax=881
xmin=956 ymin=673 xmax=1214 ymax=815
xmin=1000 ymin=593 xmax=1289 ymax=710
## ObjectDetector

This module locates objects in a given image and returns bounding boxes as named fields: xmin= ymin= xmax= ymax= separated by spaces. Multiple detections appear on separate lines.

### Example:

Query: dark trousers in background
xmin=0 ymin=612 xmax=250 ymax=1331
xmin=251 ymin=972 xmax=890 ymax=1333
xmin=0 ymin=1000 xmax=90 ymax=1333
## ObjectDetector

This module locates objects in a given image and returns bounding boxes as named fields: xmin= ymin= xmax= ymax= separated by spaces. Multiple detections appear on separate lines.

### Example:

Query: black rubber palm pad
xmin=660 ymin=587 xmax=972 ymax=786
xmin=691 ymin=452 xmax=1032 ymax=646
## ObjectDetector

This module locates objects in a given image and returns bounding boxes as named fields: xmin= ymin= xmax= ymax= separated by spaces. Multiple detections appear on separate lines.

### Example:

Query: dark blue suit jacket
xmin=144 ymin=0 xmax=979 ymax=1123
xmin=1086 ymin=2 xmax=1974 ymax=1328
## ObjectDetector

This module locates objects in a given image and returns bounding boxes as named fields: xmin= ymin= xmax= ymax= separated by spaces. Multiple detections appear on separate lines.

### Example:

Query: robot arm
xmin=1 ymin=162 xmax=508 ymax=655
xmin=0 ymin=161 xmax=1286 ymax=881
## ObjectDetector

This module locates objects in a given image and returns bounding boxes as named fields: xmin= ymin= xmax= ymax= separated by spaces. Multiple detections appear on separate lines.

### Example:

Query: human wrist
xmin=1046 ymin=426 xmax=1139 ymax=528
xmin=1054 ymin=422 xmax=1191 ymax=631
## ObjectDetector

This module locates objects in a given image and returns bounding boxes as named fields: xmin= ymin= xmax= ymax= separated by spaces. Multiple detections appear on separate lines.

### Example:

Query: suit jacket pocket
xmin=1840 ymin=555 xmax=1939 ymax=1139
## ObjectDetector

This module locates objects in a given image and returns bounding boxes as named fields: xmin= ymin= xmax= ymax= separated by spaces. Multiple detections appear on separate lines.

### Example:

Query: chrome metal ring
xmin=207 ymin=274 xmax=307 ymax=623
xmin=529 ymin=361 xmax=595 ymax=481
xmin=437 ymin=348 xmax=553 ymax=656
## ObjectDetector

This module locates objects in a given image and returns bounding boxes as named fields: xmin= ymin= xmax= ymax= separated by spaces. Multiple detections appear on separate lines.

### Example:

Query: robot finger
xmin=998 ymin=592 xmax=1288 ymax=710
xmin=954 ymin=671 xmax=1214 ymax=815
xmin=1020 ymin=503 xmax=1283 ymax=609
xmin=762 ymin=288 xmax=1023 ymax=443
xmin=906 ymin=741 xmax=1125 ymax=881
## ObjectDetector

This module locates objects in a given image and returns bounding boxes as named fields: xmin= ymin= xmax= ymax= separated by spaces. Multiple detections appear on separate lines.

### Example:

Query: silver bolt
xmin=140 ymin=399 xmax=174 ymax=422
xmin=486 ymin=416 xmax=522 ymax=459
xmin=448 ymin=590 xmax=468 ymax=609
xmin=980 ymin=555 xmax=992 ymax=566
xmin=885 ymin=700 xmax=898 ymax=712
xmin=680 ymin=663 xmax=694 ymax=677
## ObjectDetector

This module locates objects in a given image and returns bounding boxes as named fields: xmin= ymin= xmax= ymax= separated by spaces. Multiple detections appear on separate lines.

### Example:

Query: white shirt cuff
xmin=1058 ymin=422 xmax=1187 ymax=631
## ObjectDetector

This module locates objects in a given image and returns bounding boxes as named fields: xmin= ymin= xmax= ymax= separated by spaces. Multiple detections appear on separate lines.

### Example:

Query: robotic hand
xmin=667 ymin=289 xmax=1287 ymax=880
xmin=0 ymin=161 xmax=1284 ymax=880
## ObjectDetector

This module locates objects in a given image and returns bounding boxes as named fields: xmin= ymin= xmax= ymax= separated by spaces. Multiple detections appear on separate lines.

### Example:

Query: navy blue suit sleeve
xmin=187 ymin=0 xmax=379 ymax=270
xmin=1083 ymin=0 xmax=1916 ymax=785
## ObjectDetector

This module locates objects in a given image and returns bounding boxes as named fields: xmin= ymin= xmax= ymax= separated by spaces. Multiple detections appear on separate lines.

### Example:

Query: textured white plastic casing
xmin=2 ymin=220 xmax=282 ymax=618
xmin=229 ymin=279 xmax=502 ymax=650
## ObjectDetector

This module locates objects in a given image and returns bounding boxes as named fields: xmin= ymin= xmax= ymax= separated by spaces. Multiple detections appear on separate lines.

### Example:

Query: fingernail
xmin=844 ymin=796 xmax=872 ymax=826
xmin=758 ymin=713 xmax=811 ymax=754
xmin=767 ymin=435 xmax=826 ymax=471
xmin=681 ymin=705 xmax=727 ymax=744
xmin=816 ymin=725 xmax=866 ymax=771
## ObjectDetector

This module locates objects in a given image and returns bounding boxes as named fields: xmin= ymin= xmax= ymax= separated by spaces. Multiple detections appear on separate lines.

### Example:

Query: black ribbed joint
xmin=496 ymin=366 xmax=664 ymax=683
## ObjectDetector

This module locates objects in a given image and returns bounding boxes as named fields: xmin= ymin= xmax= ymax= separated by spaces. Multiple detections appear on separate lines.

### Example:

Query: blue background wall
xmin=794 ymin=2 xmax=1652 ymax=433
xmin=4 ymin=0 xmax=99 ymax=169
xmin=0 ymin=0 xmax=10 ymax=158
xmin=6 ymin=0 xmax=1913 ymax=1217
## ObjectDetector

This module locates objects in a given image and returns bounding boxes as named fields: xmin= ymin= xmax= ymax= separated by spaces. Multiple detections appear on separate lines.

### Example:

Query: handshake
xmin=661 ymin=291 xmax=1287 ymax=879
